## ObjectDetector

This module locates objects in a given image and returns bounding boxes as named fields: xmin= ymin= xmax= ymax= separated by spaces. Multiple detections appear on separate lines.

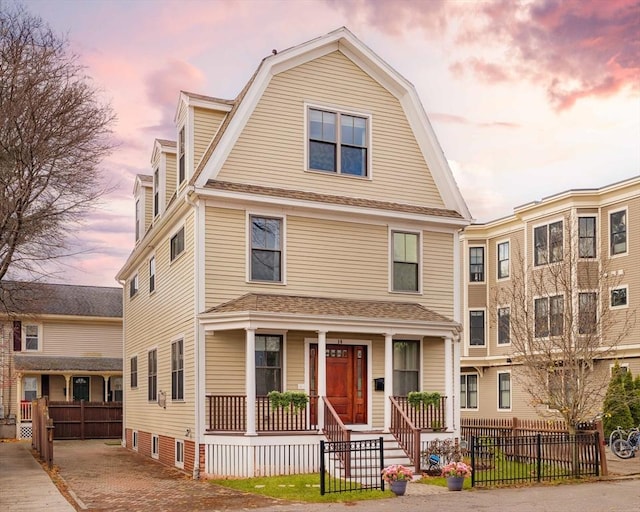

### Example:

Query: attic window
xmin=178 ymin=127 xmax=185 ymax=184
xmin=308 ymin=107 xmax=368 ymax=177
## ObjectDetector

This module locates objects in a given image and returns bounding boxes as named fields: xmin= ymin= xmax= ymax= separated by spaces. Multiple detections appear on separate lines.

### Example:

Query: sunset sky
xmin=18 ymin=0 xmax=640 ymax=287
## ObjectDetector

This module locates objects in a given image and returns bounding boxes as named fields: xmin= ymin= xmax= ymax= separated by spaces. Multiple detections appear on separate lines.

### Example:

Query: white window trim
xmin=610 ymin=363 xmax=629 ymax=375
xmin=532 ymin=217 xmax=565 ymax=267
xmin=132 ymin=430 xmax=138 ymax=451
xmin=496 ymin=239 xmax=510 ymax=281
xmin=609 ymin=207 xmax=628 ymax=258
xmin=129 ymin=273 xmax=139 ymax=298
xmin=177 ymin=124 xmax=187 ymax=188
xmin=304 ymin=102 xmax=373 ymax=180
xmin=468 ymin=245 xmax=486 ymax=284
xmin=496 ymin=305 xmax=511 ymax=347
xmin=578 ymin=289 xmax=599 ymax=335
xmin=246 ymin=212 xmax=287 ymax=285
xmin=391 ymin=339 xmax=422 ymax=396
xmin=468 ymin=308 xmax=486 ymax=347
xmin=170 ymin=224 xmax=186 ymax=263
xmin=388 ymin=227 xmax=423 ymax=295
xmin=533 ymin=293 xmax=565 ymax=339
xmin=147 ymin=346 xmax=159 ymax=403
xmin=609 ymin=284 xmax=629 ymax=310
xmin=460 ymin=372 xmax=479 ymax=411
xmin=135 ymin=198 xmax=142 ymax=243
xmin=151 ymin=434 xmax=159 ymax=459
xmin=149 ymin=255 xmax=156 ymax=294
xmin=171 ymin=334 xmax=185 ymax=402
xmin=577 ymin=215 xmax=597 ymax=260
xmin=254 ymin=332 xmax=288 ymax=393
xmin=23 ymin=324 xmax=43 ymax=352
xmin=175 ymin=439 xmax=185 ymax=469
xmin=497 ymin=370 xmax=512 ymax=412
xmin=130 ymin=354 xmax=138 ymax=389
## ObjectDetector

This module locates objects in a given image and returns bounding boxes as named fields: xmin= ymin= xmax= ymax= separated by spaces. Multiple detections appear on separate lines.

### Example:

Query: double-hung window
xmin=392 ymin=232 xmax=419 ymax=292
xmin=498 ymin=307 xmax=510 ymax=345
xmin=497 ymin=242 xmax=509 ymax=279
xmin=129 ymin=274 xmax=138 ymax=298
xmin=610 ymin=210 xmax=627 ymax=255
xmin=308 ymin=108 xmax=368 ymax=177
xmin=250 ymin=216 xmax=282 ymax=282
xmin=534 ymin=221 xmax=563 ymax=265
xmin=469 ymin=310 xmax=485 ymax=346
xmin=170 ymin=227 xmax=185 ymax=261
xmin=460 ymin=374 xmax=478 ymax=409
xmin=135 ymin=199 xmax=141 ymax=242
xmin=255 ymin=335 xmax=282 ymax=395
xmin=171 ymin=339 xmax=184 ymax=400
xmin=535 ymin=295 xmax=564 ymax=337
xmin=130 ymin=356 xmax=138 ymax=388
xmin=578 ymin=292 xmax=597 ymax=334
xmin=24 ymin=325 xmax=39 ymax=351
xmin=153 ymin=168 xmax=160 ymax=217
xmin=469 ymin=247 xmax=484 ymax=282
xmin=498 ymin=372 xmax=511 ymax=410
xmin=178 ymin=127 xmax=185 ymax=184
xmin=578 ymin=217 xmax=596 ymax=258
xmin=148 ymin=349 xmax=157 ymax=402
xmin=149 ymin=257 xmax=156 ymax=293
xmin=392 ymin=341 xmax=419 ymax=396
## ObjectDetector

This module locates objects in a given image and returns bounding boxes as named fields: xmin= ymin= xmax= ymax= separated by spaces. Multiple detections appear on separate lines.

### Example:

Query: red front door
xmin=311 ymin=344 xmax=367 ymax=424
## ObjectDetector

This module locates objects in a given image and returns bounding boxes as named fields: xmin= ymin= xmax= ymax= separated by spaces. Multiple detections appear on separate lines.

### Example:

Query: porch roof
xmin=200 ymin=293 xmax=460 ymax=337
xmin=13 ymin=355 xmax=122 ymax=373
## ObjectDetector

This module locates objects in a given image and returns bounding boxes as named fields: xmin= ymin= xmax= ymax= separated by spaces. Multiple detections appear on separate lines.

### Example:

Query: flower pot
xmin=389 ymin=479 xmax=408 ymax=496
xmin=446 ymin=476 xmax=465 ymax=491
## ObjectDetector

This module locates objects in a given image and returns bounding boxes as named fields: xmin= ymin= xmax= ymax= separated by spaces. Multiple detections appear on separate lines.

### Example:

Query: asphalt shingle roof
xmin=13 ymin=355 xmax=122 ymax=372
xmin=1 ymin=281 xmax=122 ymax=318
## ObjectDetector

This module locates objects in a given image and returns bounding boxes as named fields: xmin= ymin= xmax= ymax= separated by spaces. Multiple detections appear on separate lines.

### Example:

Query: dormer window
xmin=135 ymin=199 xmax=141 ymax=242
xmin=153 ymin=168 xmax=160 ymax=218
xmin=178 ymin=127 xmax=185 ymax=184
xmin=308 ymin=107 xmax=368 ymax=177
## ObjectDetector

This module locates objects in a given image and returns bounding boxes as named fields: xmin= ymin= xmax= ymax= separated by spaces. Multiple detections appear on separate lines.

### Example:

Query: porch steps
xmin=328 ymin=432 xmax=413 ymax=483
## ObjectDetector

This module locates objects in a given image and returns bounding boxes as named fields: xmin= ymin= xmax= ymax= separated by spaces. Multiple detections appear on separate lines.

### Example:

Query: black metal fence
xmin=319 ymin=438 xmax=385 ymax=495
xmin=471 ymin=433 xmax=600 ymax=487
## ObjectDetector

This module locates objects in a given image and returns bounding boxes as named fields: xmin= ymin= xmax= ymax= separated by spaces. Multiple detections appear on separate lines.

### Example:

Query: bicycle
xmin=609 ymin=425 xmax=628 ymax=447
xmin=611 ymin=429 xmax=640 ymax=459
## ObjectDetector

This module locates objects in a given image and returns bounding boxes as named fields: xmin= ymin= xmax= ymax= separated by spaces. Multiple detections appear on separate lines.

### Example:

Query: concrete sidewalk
xmin=0 ymin=441 xmax=75 ymax=512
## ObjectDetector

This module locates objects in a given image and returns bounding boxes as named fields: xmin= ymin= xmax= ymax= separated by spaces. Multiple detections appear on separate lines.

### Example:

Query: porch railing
xmin=205 ymin=394 xmax=318 ymax=433
xmin=322 ymin=397 xmax=352 ymax=477
xmin=20 ymin=400 xmax=33 ymax=421
xmin=390 ymin=396 xmax=421 ymax=472
xmin=393 ymin=395 xmax=447 ymax=430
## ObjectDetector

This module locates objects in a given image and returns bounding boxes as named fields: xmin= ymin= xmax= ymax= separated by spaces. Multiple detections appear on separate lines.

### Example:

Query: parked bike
xmin=611 ymin=429 xmax=640 ymax=459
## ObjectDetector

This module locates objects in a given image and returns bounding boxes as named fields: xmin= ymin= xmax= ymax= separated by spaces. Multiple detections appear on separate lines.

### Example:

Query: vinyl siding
xmin=193 ymin=108 xmax=226 ymax=170
xmin=205 ymin=331 xmax=244 ymax=394
xmin=165 ymin=153 xmax=177 ymax=205
xmin=42 ymin=321 xmax=121 ymax=358
xmin=124 ymin=212 xmax=196 ymax=439
xmin=217 ymin=51 xmax=445 ymax=208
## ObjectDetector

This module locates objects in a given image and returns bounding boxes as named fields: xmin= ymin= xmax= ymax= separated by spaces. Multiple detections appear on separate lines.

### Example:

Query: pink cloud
xmin=430 ymin=112 xmax=520 ymax=129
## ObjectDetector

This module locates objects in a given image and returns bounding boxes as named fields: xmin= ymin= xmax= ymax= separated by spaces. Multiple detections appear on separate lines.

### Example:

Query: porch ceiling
xmin=13 ymin=355 xmax=122 ymax=373
xmin=199 ymin=293 xmax=460 ymax=337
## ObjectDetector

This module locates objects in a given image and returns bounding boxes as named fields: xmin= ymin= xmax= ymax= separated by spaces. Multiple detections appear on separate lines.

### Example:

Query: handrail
xmin=389 ymin=396 xmax=421 ymax=473
xmin=322 ymin=397 xmax=351 ymax=477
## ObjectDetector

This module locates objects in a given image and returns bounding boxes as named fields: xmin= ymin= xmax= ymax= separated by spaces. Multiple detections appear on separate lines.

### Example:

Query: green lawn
xmin=210 ymin=473 xmax=393 ymax=503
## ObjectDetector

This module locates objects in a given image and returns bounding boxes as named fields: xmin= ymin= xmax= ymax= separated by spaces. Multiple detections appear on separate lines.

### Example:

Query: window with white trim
xmin=578 ymin=216 xmax=596 ymax=258
xmin=170 ymin=227 xmax=185 ymax=261
xmin=308 ymin=108 xmax=368 ymax=177
xmin=469 ymin=310 xmax=485 ymax=346
xmin=148 ymin=349 xmax=157 ymax=402
xmin=498 ymin=372 xmax=511 ymax=410
xmin=392 ymin=231 xmax=419 ymax=292
xmin=151 ymin=434 xmax=159 ymax=459
xmin=611 ymin=286 xmax=628 ymax=308
xmin=132 ymin=430 xmax=138 ymax=450
xmin=460 ymin=373 xmax=478 ymax=409
xmin=255 ymin=335 xmax=282 ymax=395
xmin=23 ymin=376 xmax=37 ymax=401
xmin=153 ymin=168 xmax=160 ymax=217
xmin=534 ymin=220 xmax=563 ymax=265
xmin=250 ymin=216 xmax=282 ymax=282
xmin=129 ymin=274 xmax=138 ymax=298
xmin=392 ymin=340 xmax=419 ymax=396
xmin=135 ymin=199 xmax=141 ymax=242
xmin=24 ymin=324 xmax=40 ymax=351
xmin=469 ymin=247 xmax=484 ymax=282
xmin=497 ymin=241 xmax=509 ymax=279
xmin=130 ymin=356 xmax=138 ymax=388
xmin=578 ymin=292 xmax=597 ymax=335
xmin=175 ymin=440 xmax=185 ymax=469
xmin=178 ymin=127 xmax=185 ymax=184
xmin=610 ymin=209 xmax=627 ymax=255
xmin=171 ymin=339 xmax=184 ymax=400
xmin=534 ymin=295 xmax=563 ymax=337
xmin=149 ymin=256 xmax=156 ymax=293
xmin=498 ymin=307 xmax=510 ymax=345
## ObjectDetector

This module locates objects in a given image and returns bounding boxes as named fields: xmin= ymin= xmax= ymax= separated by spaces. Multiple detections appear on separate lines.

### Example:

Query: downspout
xmin=185 ymin=186 xmax=203 ymax=479
xmin=116 ymin=278 xmax=126 ymax=447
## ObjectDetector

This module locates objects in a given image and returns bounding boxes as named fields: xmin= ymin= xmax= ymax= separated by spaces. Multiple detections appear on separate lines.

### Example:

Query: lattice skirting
xmin=19 ymin=423 xmax=33 ymax=439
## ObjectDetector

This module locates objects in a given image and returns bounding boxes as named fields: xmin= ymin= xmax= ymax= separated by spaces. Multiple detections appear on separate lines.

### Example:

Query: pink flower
xmin=441 ymin=461 xmax=472 ymax=478
xmin=381 ymin=464 xmax=414 ymax=482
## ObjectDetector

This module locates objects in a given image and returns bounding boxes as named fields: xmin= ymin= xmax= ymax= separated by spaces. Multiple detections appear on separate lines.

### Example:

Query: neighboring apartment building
xmin=0 ymin=281 xmax=123 ymax=438
xmin=116 ymin=28 xmax=472 ymax=478
xmin=460 ymin=176 xmax=640 ymax=420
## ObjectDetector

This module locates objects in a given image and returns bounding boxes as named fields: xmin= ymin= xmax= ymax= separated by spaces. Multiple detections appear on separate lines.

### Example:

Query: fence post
xmin=470 ymin=435 xmax=475 ymax=487
xmin=80 ymin=400 xmax=85 ymax=440
xmin=46 ymin=418 xmax=54 ymax=469
xmin=319 ymin=440 xmax=326 ymax=496
xmin=594 ymin=420 xmax=607 ymax=476
xmin=536 ymin=433 xmax=542 ymax=482
xmin=379 ymin=437 xmax=385 ymax=491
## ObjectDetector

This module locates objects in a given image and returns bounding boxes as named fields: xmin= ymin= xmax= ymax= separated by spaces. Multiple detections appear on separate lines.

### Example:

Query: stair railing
xmin=322 ymin=397 xmax=352 ymax=477
xmin=389 ymin=396 xmax=421 ymax=473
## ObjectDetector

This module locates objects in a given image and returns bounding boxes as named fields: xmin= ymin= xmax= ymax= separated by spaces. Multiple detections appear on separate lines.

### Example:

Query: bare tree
xmin=494 ymin=214 xmax=636 ymax=434
xmin=0 ymin=5 xmax=115 ymax=294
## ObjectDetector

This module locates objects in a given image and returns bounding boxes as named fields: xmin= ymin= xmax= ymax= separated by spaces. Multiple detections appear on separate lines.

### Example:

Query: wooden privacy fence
xmin=31 ymin=397 xmax=54 ymax=468
xmin=48 ymin=401 xmax=122 ymax=439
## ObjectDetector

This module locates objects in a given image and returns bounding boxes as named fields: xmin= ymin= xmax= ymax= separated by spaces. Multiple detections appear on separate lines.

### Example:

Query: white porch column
xmin=245 ymin=328 xmax=257 ymax=436
xmin=64 ymin=375 xmax=71 ymax=401
xmin=453 ymin=337 xmax=461 ymax=435
xmin=317 ymin=330 xmax=327 ymax=430
xmin=384 ymin=334 xmax=393 ymax=431
xmin=444 ymin=337 xmax=453 ymax=432
xmin=103 ymin=376 xmax=110 ymax=402
xmin=16 ymin=373 xmax=22 ymax=421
